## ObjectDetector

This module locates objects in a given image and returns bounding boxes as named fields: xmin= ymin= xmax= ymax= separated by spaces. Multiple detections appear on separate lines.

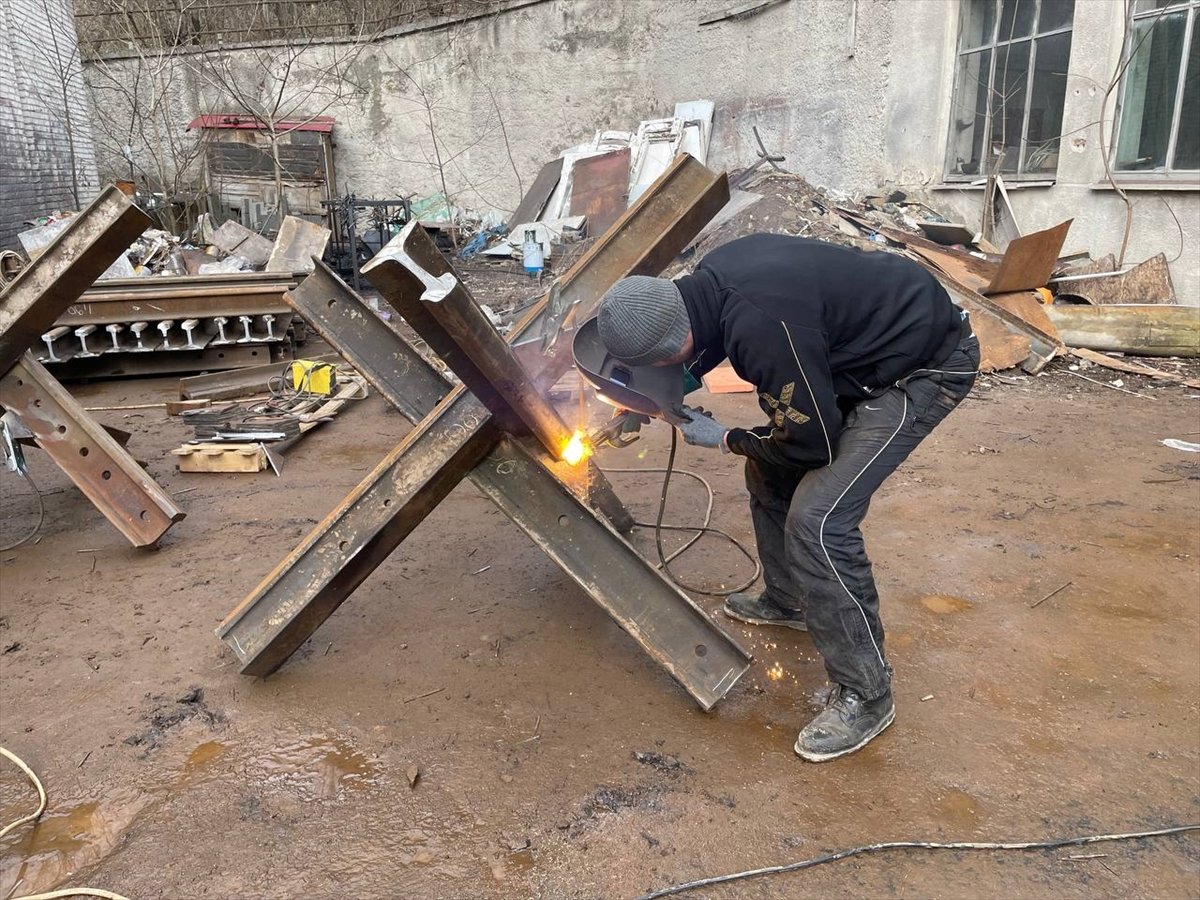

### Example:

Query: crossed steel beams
xmin=218 ymin=156 xmax=753 ymax=709
xmin=0 ymin=186 xmax=184 ymax=547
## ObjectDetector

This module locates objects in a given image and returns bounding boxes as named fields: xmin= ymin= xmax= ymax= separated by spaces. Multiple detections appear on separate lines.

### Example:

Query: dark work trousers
xmin=745 ymin=333 xmax=980 ymax=701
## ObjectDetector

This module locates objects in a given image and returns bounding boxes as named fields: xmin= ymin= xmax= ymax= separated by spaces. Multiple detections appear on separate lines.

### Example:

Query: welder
xmin=595 ymin=233 xmax=979 ymax=762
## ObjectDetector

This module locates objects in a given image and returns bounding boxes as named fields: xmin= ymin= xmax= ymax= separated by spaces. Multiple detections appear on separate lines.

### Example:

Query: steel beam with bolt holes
xmin=0 ymin=354 xmax=184 ymax=546
xmin=0 ymin=185 xmax=152 ymax=373
xmin=217 ymin=156 xmax=749 ymax=708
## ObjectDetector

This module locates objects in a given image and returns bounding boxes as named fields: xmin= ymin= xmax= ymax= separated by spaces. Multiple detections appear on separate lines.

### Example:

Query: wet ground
xmin=1 ymin=363 xmax=1198 ymax=898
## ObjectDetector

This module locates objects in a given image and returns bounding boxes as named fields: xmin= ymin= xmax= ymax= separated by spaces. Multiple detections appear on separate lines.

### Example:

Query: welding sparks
xmin=561 ymin=430 xmax=591 ymax=466
xmin=767 ymin=662 xmax=785 ymax=681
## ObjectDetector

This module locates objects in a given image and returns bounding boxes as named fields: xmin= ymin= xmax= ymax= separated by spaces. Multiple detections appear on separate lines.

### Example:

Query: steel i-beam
xmin=218 ymin=157 xmax=746 ymax=707
xmin=0 ymin=354 xmax=184 ymax=546
xmin=0 ymin=185 xmax=152 ymax=373
xmin=237 ymin=261 xmax=751 ymax=707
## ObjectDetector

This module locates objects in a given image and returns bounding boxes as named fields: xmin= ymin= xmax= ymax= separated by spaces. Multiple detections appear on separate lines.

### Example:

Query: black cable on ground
xmin=637 ymin=427 xmax=760 ymax=596
xmin=0 ymin=471 xmax=45 ymax=552
xmin=634 ymin=824 xmax=1200 ymax=899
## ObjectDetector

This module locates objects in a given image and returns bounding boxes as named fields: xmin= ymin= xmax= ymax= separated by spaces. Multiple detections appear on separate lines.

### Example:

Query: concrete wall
xmin=0 ymin=0 xmax=100 ymax=248
xmin=892 ymin=0 xmax=1200 ymax=304
xmin=81 ymin=0 xmax=1198 ymax=299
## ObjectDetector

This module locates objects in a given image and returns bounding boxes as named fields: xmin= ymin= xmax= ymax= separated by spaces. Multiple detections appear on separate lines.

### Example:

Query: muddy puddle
xmin=0 ymin=732 xmax=383 ymax=896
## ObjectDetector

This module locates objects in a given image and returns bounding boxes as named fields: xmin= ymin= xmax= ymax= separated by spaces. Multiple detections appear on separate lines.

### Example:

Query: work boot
xmin=794 ymin=685 xmax=895 ymax=763
xmin=722 ymin=592 xmax=807 ymax=631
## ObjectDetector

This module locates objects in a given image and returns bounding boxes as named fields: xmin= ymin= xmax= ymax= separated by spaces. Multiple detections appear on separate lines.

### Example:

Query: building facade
xmin=78 ymin=0 xmax=1198 ymax=299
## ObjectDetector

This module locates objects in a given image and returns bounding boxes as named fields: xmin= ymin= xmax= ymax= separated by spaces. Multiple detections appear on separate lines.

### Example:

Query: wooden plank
xmin=173 ymin=442 xmax=267 ymax=473
xmin=569 ymin=148 xmax=632 ymax=238
xmin=1061 ymin=253 xmax=1177 ymax=305
xmin=1045 ymin=304 xmax=1200 ymax=358
xmin=1071 ymin=348 xmax=1200 ymax=389
xmin=984 ymin=220 xmax=1072 ymax=294
xmin=510 ymin=159 xmax=562 ymax=227
xmin=702 ymin=364 xmax=755 ymax=393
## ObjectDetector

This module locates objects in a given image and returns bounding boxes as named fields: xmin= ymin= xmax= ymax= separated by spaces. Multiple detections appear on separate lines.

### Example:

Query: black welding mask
xmin=572 ymin=317 xmax=688 ymax=425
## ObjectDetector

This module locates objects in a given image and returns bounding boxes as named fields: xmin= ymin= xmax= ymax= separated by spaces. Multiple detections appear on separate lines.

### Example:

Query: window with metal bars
xmin=1113 ymin=0 xmax=1200 ymax=176
xmin=945 ymin=0 xmax=1075 ymax=180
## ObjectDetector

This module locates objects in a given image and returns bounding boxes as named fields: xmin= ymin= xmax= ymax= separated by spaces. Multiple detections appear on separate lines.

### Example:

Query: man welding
xmin=595 ymin=233 xmax=979 ymax=762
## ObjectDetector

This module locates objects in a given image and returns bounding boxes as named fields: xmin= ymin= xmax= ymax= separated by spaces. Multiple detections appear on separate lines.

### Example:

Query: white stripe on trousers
xmin=815 ymin=392 xmax=909 ymax=675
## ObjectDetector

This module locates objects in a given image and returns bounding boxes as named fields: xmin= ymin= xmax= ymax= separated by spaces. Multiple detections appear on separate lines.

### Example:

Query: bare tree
xmin=84 ymin=0 xmax=212 ymax=232
xmin=189 ymin=5 xmax=374 ymax=222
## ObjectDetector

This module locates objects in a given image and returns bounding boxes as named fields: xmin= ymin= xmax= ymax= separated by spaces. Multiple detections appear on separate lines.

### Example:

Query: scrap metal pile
xmin=8 ymin=205 xmax=331 ymax=378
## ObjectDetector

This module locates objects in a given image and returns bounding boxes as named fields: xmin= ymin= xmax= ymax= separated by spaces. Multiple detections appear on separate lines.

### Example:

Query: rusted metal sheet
xmin=509 ymin=159 xmax=562 ymax=227
xmin=218 ymin=389 xmax=499 ymax=675
xmin=569 ymin=148 xmax=632 ymax=237
xmin=0 ymin=354 xmax=184 ymax=547
xmin=0 ymin=185 xmax=152 ymax=373
xmin=474 ymin=436 xmax=750 ymax=710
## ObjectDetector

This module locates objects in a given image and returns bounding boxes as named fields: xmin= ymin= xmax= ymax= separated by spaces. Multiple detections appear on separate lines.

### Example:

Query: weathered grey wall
xmin=81 ymin=0 xmax=1198 ymax=300
xmin=0 ymin=0 xmax=100 ymax=248
xmin=893 ymin=0 xmax=1200 ymax=304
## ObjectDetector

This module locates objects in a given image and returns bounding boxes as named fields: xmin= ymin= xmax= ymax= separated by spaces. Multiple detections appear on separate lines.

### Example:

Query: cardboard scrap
xmin=702 ymin=364 xmax=755 ymax=394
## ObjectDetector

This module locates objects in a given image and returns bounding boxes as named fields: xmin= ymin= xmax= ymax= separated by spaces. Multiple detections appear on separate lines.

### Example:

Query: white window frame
xmin=1111 ymin=0 xmax=1200 ymax=181
xmin=945 ymin=0 xmax=1075 ymax=182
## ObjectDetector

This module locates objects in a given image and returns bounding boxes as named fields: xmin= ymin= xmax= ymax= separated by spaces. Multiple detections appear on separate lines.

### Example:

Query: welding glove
xmin=678 ymin=406 xmax=730 ymax=452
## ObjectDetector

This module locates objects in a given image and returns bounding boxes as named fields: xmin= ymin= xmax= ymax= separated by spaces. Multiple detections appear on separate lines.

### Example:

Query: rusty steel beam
xmin=512 ymin=155 xmax=730 ymax=389
xmin=218 ymin=388 xmax=499 ymax=675
xmin=366 ymin=223 xmax=575 ymax=460
xmin=288 ymin=261 xmax=631 ymax=531
xmin=0 ymin=354 xmax=184 ymax=547
xmin=217 ymin=159 xmax=747 ymax=707
xmin=0 ymin=185 xmax=152 ymax=373
xmin=473 ymin=436 xmax=750 ymax=710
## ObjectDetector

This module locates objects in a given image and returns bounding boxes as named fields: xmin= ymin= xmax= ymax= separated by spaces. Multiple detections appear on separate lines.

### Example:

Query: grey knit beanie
xmin=597 ymin=276 xmax=689 ymax=366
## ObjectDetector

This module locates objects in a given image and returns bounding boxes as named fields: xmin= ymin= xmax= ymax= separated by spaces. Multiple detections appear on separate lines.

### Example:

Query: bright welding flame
xmin=561 ymin=430 xmax=591 ymax=466
xmin=767 ymin=662 xmax=785 ymax=681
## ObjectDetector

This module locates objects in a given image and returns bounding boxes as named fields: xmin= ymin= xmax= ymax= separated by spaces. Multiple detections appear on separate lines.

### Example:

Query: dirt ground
xmin=1 ymin=358 xmax=1198 ymax=899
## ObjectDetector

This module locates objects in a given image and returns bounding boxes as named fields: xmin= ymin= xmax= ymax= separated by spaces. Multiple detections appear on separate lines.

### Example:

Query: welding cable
xmin=0 ymin=747 xmax=134 ymax=900
xmin=608 ymin=428 xmax=761 ymax=596
xmin=0 ymin=471 xmax=46 ymax=552
xmin=0 ymin=746 xmax=47 ymax=838
xmin=634 ymin=824 xmax=1200 ymax=899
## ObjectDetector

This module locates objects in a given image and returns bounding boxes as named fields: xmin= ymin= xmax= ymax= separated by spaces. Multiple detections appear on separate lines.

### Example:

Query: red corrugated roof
xmin=188 ymin=114 xmax=335 ymax=133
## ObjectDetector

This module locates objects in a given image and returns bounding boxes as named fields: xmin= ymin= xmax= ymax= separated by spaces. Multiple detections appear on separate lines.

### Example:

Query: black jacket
xmin=675 ymin=233 xmax=966 ymax=469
